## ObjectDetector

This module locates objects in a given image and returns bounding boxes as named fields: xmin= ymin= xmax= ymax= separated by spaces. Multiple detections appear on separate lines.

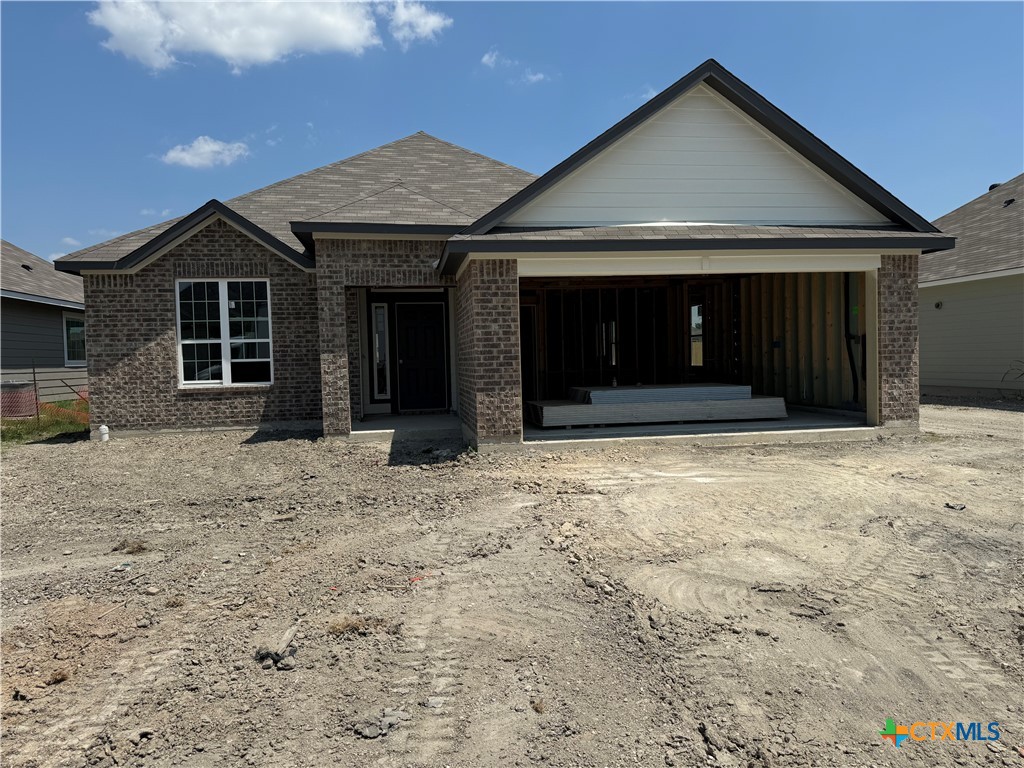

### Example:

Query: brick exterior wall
xmin=456 ymin=259 xmax=522 ymax=446
xmin=345 ymin=287 xmax=362 ymax=423
xmin=877 ymin=253 xmax=920 ymax=426
xmin=315 ymin=238 xmax=450 ymax=431
xmin=316 ymin=239 xmax=451 ymax=288
xmin=315 ymin=250 xmax=350 ymax=435
xmin=84 ymin=219 xmax=321 ymax=432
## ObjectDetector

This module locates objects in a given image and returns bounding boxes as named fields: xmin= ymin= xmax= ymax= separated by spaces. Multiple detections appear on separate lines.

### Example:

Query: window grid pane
xmin=179 ymin=280 xmax=271 ymax=385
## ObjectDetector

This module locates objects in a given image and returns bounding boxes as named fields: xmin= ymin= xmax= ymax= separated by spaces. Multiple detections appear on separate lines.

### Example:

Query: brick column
xmin=877 ymin=253 xmax=919 ymax=426
xmin=316 ymin=253 xmax=351 ymax=435
xmin=456 ymin=259 xmax=522 ymax=448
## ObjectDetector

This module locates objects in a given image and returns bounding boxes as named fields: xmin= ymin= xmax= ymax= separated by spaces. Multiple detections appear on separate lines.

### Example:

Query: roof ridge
xmin=414 ymin=131 xmax=535 ymax=178
xmin=932 ymin=171 xmax=1024 ymax=225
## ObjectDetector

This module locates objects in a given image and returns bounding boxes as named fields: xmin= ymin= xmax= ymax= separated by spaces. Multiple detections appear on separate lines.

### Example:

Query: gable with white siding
xmin=503 ymin=84 xmax=893 ymax=228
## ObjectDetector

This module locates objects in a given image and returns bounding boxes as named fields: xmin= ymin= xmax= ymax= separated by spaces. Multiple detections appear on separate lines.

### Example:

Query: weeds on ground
xmin=1 ymin=400 xmax=89 ymax=444
xmin=165 ymin=595 xmax=186 ymax=608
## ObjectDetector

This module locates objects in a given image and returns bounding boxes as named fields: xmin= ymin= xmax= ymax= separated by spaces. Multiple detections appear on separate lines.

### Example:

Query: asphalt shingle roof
xmin=1 ymin=240 xmax=84 ymax=305
xmin=301 ymin=183 xmax=475 ymax=225
xmin=58 ymin=132 xmax=536 ymax=264
xmin=919 ymin=173 xmax=1024 ymax=283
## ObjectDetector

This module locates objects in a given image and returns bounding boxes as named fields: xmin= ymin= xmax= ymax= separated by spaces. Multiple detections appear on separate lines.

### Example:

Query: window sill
xmin=65 ymin=362 xmax=87 ymax=368
xmin=178 ymin=383 xmax=273 ymax=393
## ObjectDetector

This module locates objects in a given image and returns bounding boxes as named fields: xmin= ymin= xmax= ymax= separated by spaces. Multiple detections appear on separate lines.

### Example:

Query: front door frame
xmin=364 ymin=289 xmax=452 ymax=415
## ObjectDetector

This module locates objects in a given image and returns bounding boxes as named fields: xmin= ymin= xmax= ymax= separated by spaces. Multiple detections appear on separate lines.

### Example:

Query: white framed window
xmin=372 ymin=302 xmax=390 ymax=399
xmin=63 ymin=312 xmax=86 ymax=367
xmin=175 ymin=279 xmax=273 ymax=387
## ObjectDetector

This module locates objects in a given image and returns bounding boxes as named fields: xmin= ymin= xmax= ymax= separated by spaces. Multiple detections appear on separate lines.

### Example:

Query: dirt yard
xmin=2 ymin=403 xmax=1021 ymax=768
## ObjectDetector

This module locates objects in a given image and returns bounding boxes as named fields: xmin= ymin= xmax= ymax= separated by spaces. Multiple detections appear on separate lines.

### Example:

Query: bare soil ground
xmin=2 ymin=403 xmax=1021 ymax=768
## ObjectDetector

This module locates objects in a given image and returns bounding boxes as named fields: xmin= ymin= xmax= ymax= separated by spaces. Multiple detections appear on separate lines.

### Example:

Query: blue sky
xmin=2 ymin=1 xmax=1022 ymax=260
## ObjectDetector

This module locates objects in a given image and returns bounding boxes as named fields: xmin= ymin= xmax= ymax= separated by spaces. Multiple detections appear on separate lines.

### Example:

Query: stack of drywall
xmin=568 ymin=384 xmax=751 ymax=404
xmin=528 ymin=383 xmax=787 ymax=428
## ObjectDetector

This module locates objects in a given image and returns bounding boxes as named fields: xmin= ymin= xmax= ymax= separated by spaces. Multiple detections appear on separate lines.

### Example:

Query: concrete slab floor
xmin=350 ymin=413 xmax=462 ymax=442
xmin=522 ymin=407 xmax=870 ymax=444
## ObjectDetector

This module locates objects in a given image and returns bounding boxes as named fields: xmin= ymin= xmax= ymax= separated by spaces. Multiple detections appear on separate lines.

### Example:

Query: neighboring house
xmin=1 ymin=240 xmax=87 ymax=403
xmin=919 ymin=174 xmax=1024 ymax=397
xmin=55 ymin=59 xmax=952 ymax=446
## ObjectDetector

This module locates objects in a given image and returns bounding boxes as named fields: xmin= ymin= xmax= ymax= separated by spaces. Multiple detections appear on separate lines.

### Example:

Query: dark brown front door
xmin=395 ymin=302 xmax=447 ymax=411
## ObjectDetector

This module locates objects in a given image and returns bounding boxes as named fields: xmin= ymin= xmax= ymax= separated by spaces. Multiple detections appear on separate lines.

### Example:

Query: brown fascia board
xmin=462 ymin=59 xmax=939 ymax=236
xmin=55 ymin=200 xmax=314 ymax=275
xmin=438 ymin=235 xmax=956 ymax=275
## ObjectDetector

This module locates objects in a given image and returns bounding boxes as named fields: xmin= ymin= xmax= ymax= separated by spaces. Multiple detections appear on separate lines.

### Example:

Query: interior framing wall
xmin=738 ymin=272 xmax=867 ymax=410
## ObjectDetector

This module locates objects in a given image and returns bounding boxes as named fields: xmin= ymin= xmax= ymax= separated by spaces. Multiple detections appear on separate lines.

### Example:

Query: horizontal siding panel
xmin=632 ymin=120 xmax=769 ymax=140
xmin=552 ymin=176 xmax=845 ymax=196
xmin=507 ymin=205 xmax=885 ymax=224
xmin=1 ymin=367 xmax=88 ymax=403
xmin=609 ymin=135 xmax=785 ymax=154
xmin=581 ymin=162 xmax=845 ymax=183
xmin=598 ymin=148 xmax=801 ymax=168
xmin=506 ymin=83 xmax=890 ymax=227
xmin=920 ymin=276 xmax=1024 ymax=390
xmin=1 ymin=300 xmax=81 ymax=369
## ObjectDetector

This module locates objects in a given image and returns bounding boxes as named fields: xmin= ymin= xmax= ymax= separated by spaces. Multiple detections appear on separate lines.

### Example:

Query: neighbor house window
xmin=63 ymin=313 xmax=86 ymax=366
xmin=176 ymin=279 xmax=272 ymax=386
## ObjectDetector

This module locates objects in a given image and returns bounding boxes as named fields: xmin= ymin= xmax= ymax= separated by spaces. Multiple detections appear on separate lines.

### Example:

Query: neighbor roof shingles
xmin=57 ymin=133 xmax=536 ymax=264
xmin=919 ymin=173 xmax=1024 ymax=283
xmin=1 ymin=240 xmax=84 ymax=305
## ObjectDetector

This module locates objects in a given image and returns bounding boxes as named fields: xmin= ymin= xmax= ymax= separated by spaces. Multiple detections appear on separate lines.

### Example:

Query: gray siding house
xmin=1 ymin=240 xmax=88 ymax=403
xmin=55 ymin=60 xmax=953 ymax=446
xmin=919 ymin=174 xmax=1024 ymax=397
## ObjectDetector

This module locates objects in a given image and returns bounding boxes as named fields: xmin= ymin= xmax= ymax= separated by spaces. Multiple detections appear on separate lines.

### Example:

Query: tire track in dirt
xmin=10 ymin=645 xmax=181 ymax=768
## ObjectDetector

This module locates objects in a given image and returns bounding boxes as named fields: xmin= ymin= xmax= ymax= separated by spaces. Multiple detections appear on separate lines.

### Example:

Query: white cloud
xmin=641 ymin=85 xmax=658 ymax=101
xmin=88 ymin=1 xmax=451 ymax=73
xmin=161 ymin=136 xmax=250 ymax=169
xmin=388 ymin=1 xmax=451 ymax=50
xmin=140 ymin=208 xmax=156 ymax=216
xmin=61 ymin=236 xmax=82 ymax=247
xmin=161 ymin=208 xmax=172 ymax=216
xmin=49 ymin=252 xmax=67 ymax=261
xmin=481 ymin=48 xmax=516 ymax=69
xmin=481 ymin=48 xmax=547 ymax=85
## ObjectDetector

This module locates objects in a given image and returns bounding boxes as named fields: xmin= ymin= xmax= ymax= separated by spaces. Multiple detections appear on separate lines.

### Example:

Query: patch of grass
xmin=1 ymin=400 xmax=89 ymax=445
xmin=112 ymin=538 xmax=148 ymax=555
xmin=530 ymin=698 xmax=546 ymax=714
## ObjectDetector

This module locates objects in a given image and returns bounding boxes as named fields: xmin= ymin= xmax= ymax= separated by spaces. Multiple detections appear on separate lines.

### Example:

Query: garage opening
xmin=519 ymin=273 xmax=868 ymax=432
